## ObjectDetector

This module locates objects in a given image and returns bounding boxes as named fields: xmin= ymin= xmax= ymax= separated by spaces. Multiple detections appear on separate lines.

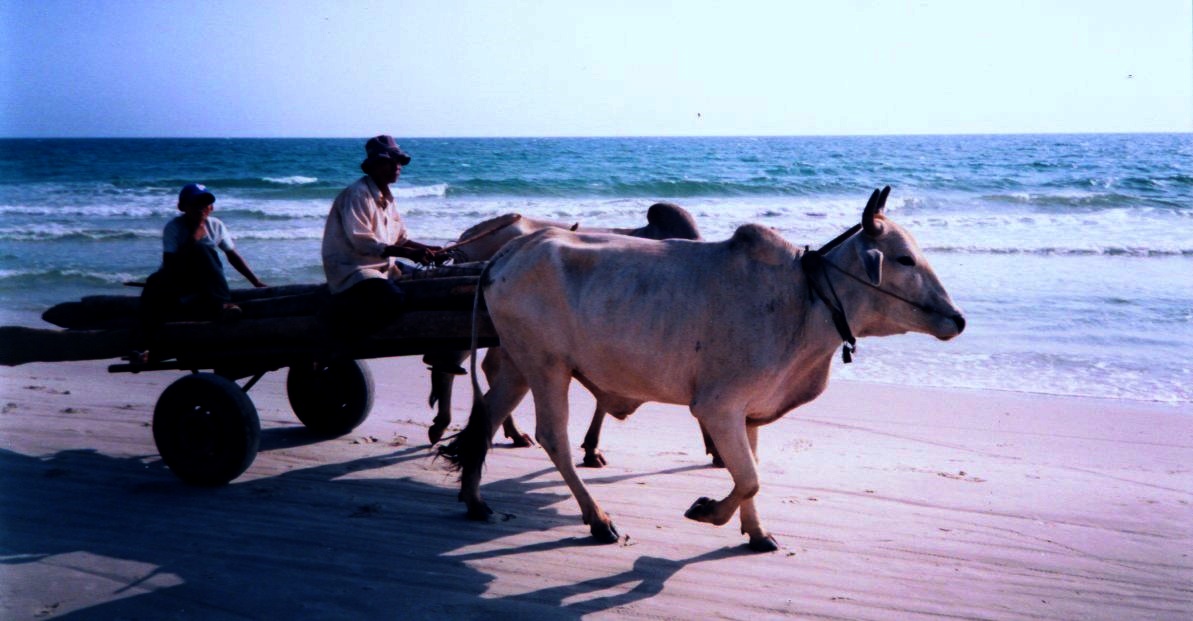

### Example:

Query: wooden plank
xmin=41 ymin=277 xmax=483 ymax=330
xmin=0 ymin=309 xmax=496 ymax=367
xmin=0 ymin=326 xmax=133 ymax=366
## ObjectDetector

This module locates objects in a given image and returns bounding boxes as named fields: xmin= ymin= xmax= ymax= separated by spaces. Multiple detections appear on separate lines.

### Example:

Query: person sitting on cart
xmin=135 ymin=183 xmax=267 ymax=362
xmin=320 ymin=135 xmax=447 ymax=342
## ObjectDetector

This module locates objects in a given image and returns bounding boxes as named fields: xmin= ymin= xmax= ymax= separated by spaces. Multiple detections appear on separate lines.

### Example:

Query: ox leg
xmin=737 ymin=425 xmax=777 ymax=551
xmin=501 ymin=419 xmax=533 ymax=447
xmin=452 ymin=378 xmax=527 ymax=521
xmin=579 ymin=407 xmax=608 ymax=468
xmin=447 ymin=354 xmax=530 ymax=521
xmin=701 ymin=422 xmax=725 ymax=468
xmin=684 ymin=409 xmax=774 ymax=551
xmin=532 ymin=371 xmax=619 ymax=544
xmin=425 ymin=351 xmax=468 ymax=444
xmin=481 ymin=348 xmax=535 ymax=447
xmin=427 ymin=369 xmax=454 ymax=444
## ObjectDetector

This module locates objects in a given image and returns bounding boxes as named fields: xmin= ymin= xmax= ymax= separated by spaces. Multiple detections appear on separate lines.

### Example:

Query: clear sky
xmin=2 ymin=0 xmax=1190 ymax=137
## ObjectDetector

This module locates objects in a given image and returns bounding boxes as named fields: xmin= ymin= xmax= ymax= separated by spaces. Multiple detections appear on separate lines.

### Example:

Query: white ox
xmin=424 ymin=204 xmax=715 ymax=467
xmin=442 ymin=187 xmax=965 ymax=551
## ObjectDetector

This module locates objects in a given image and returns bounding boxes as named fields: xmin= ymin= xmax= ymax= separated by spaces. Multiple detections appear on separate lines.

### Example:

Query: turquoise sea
xmin=0 ymin=135 xmax=1190 ymax=404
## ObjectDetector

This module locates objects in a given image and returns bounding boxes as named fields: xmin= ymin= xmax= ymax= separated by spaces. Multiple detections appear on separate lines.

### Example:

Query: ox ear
xmin=859 ymin=247 xmax=883 ymax=285
xmin=862 ymin=185 xmax=891 ymax=237
xmin=730 ymin=224 xmax=792 ymax=266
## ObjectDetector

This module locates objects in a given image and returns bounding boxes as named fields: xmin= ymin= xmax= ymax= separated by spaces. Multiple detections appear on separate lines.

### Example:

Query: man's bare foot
xmin=220 ymin=303 xmax=243 ymax=322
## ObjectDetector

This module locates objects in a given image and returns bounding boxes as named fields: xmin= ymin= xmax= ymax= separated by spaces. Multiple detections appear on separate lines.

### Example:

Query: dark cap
xmin=364 ymin=135 xmax=412 ymax=166
xmin=178 ymin=183 xmax=215 ymax=209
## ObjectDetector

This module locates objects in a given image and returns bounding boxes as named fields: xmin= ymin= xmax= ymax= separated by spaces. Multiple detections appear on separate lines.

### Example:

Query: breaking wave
xmin=262 ymin=175 xmax=318 ymax=185
xmin=0 ymin=268 xmax=142 ymax=288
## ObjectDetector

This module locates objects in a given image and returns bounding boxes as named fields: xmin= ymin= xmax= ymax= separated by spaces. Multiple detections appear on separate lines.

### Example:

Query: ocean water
xmin=1 ymin=135 xmax=1190 ymax=405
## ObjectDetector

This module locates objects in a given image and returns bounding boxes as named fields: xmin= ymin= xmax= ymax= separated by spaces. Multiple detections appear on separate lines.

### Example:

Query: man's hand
xmin=409 ymin=247 xmax=437 ymax=266
xmin=384 ymin=243 xmax=447 ymax=266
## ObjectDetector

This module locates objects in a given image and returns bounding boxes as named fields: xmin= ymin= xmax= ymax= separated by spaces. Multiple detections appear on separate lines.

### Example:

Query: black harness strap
xmin=800 ymin=224 xmax=862 ymax=363
xmin=819 ymin=259 xmax=938 ymax=314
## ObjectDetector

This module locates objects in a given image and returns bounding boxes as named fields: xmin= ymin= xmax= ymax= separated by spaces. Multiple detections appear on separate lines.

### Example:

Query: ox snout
xmin=933 ymin=311 xmax=966 ymax=341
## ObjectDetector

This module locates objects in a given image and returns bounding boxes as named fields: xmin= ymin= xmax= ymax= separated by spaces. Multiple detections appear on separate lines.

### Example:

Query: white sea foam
xmin=0 ymin=268 xmax=142 ymax=285
xmin=213 ymin=198 xmax=329 ymax=219
xmin=263 ymin=175 xmax=318 ymax=185
xmin=394 ymin=183 xmax=449 ymax=199
xmin=0 ymin=203 xmax=161 ymax=218
xmin=233 ymin=228 xmax=324 ymax=241
xmin=0 ymin=224 xmax=157 ymax=241
xmin=831 ymin=344 xmax=1192 ymax=404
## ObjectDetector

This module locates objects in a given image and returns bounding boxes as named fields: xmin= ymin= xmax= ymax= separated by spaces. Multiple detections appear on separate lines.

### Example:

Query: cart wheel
xmin=286 ymin=359 xmax=374 ymax=437
xmin=153 ymin=373 xmax=260 ymax=486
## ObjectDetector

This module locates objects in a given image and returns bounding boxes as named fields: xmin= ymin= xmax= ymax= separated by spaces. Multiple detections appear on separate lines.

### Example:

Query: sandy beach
xmin=1 ymin=355 xmax=1190 ymax=620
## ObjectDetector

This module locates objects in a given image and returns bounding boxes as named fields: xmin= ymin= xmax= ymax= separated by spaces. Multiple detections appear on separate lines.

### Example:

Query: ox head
xmin=837 ymin=186 xmax=966 ymax=341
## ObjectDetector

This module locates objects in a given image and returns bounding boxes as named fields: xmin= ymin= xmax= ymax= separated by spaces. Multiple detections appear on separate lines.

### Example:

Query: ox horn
xmin=863 ymin=185 xmax=891 ymax=237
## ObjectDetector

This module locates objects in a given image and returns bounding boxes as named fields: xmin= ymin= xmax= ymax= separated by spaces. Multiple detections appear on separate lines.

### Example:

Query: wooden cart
xmin=0 ymin=270 xmax=496 ymax=486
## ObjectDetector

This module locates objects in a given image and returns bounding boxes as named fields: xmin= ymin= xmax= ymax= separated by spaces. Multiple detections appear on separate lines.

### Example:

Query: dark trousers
xmin=142 ymin=244 xmax=230 ymax=316
xmin=137 ymin=244 xmax=232 ymax=351
xmin=320 ymin=278 xmax=407 ymax=342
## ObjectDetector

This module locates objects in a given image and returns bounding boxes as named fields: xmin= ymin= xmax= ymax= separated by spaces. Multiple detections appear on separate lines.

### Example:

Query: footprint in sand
xmin=785 ymin=439 xmax=813 ymax=452
xmin=23 ymin=385 xmax=71 ymax=395
xmin=937 ymin=470 xmax=986 ymax=483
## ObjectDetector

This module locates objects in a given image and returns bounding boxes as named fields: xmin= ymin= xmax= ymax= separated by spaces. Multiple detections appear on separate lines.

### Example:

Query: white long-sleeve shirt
xmin=321 ymin=176 xmax=408 ymax=294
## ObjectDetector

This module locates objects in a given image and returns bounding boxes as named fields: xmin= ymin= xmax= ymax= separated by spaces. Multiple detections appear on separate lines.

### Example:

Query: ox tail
xmin=437 ymin=262 xmax=494 ymax=475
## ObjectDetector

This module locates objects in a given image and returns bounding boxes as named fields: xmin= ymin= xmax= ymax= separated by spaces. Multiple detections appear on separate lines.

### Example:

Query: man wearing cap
xmin=135 ymin=183 xmax=267 ymax=361
xmin=320 ymin=135 xmax=444 ymax=336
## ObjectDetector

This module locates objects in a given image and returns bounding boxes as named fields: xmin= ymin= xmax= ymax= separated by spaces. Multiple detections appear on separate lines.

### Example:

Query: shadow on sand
xmin=1 ymin=428 xmax=748 ymax=619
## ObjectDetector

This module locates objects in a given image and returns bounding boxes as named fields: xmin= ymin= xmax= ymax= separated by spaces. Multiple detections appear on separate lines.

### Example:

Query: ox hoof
xmin=748 ymin=534 xmax=780 ymax=553
xmin=590 ymin=521 xmax=620 ymax=544
xmin=580 ymin=449 xmax=608 ymax=468
xmin=465 ymin=502 xmax=495 ymax=522
xmin=507 ymin=432 xmax=535 ymax=448
xmin=684 ymin=497 xmax=717 ymax=523
xmin=428 ymin=423 xmax=448 ymax=445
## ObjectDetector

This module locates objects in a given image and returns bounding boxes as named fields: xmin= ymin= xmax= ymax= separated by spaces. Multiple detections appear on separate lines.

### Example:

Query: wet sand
xmin=2 ymin=356 xmax=1190 ymax=620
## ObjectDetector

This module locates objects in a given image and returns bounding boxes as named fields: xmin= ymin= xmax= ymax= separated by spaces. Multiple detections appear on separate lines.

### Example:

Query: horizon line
xmin=2 ymin=130 xmax=1191 ymax=140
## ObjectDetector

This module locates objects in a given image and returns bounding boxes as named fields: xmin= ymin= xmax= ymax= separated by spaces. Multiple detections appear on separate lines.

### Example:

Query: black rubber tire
xmin=286 ymin=359 xmax=374 ymax=437
xmin=153 ymin=373 xmax=260 ymax=486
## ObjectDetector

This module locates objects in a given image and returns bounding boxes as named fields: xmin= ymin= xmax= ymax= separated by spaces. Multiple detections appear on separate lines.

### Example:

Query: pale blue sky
xmin=2 ymin=0 xmax=1190 ymax=137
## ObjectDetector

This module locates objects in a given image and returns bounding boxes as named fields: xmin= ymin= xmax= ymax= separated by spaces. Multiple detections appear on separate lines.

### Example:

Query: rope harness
xmin=440 ymin=215 xmax=581 ymax=265
xmin=799 ymin=223 xmax=938 ymax=364
xmin=440 ymin=214 xmax=525 ymax=263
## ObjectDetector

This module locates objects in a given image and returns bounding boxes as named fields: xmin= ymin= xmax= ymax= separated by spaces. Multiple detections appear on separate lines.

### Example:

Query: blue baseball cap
xmin=178 ymin=183 xmax=215 ymax=209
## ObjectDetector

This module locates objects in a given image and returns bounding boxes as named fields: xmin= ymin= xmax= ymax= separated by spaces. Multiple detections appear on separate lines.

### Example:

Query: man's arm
xmin=383 ymin=240 xmax=446 ymax=265
xmin=224 ymin=249 xmax=267 ymax=288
